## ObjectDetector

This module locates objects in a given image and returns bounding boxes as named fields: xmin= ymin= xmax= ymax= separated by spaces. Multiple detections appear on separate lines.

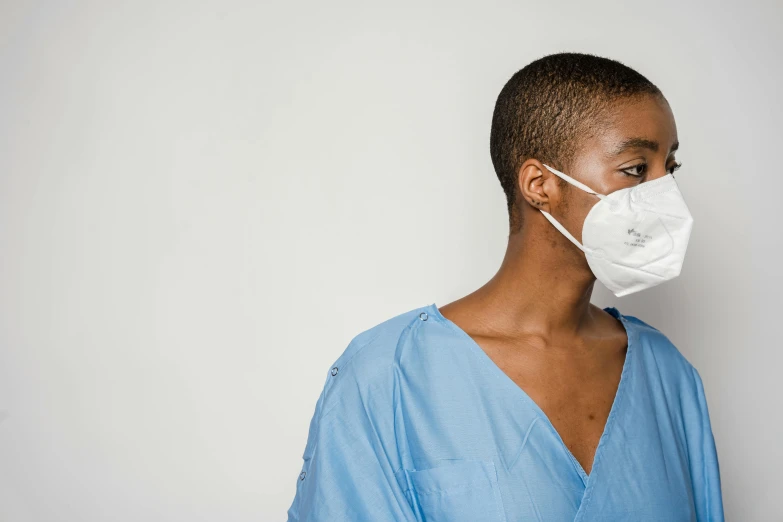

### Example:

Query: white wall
xmin=0 ymin=1 xmax=780 ymax=520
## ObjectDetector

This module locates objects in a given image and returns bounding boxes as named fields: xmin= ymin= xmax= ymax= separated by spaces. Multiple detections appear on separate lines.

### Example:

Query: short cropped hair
xmin=489 ymin=52 xmax=662 ymax=231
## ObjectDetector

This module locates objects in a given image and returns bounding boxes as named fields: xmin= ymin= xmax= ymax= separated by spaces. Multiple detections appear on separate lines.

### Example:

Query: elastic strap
xmin=541 ymin=163 xmax=606 ymax=200
xmin=539 ymin=210 xmax=588 ymax=253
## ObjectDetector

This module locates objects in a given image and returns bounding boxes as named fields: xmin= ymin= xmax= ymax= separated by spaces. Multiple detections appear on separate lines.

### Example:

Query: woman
xmin=286 ymin=52 xmax=723 ymax=521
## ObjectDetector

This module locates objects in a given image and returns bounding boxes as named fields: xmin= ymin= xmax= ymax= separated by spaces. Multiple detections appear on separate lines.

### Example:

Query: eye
xmin=620 ymin=163 xmax=647 ymax=177
xmin=667 ymin=161 xmax=683 ymax=175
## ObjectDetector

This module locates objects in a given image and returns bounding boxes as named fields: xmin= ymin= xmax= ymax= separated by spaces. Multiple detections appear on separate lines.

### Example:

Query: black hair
xmin=489 ymin=52 xmax=663 ymax=232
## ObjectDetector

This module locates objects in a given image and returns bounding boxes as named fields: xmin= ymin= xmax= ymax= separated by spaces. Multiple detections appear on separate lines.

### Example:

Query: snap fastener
xmin=299 ymin=471 xmax=306 ymax=480
xmin=330 ymin=367 xmax=339 ymax=376
xmin=419 ymin=312 xmax=428 ymax=321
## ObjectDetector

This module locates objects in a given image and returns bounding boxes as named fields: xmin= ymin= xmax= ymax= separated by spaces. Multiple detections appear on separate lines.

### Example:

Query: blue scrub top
xmin=286 ymin=303 xmax=723 ymax=521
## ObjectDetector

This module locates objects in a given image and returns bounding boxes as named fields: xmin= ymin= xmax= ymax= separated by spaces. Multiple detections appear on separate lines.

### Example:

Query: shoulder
xmin=615 ymin=308 xmax=703 ymax=393
xmin=318 ymin=303 xmax=430 ymax=415
xmin=331 ymin=303 xmax=429 ymax=383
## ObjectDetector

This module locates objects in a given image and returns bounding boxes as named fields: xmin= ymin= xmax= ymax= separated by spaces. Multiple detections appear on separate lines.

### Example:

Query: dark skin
xmin=438 ymin=93 xmax=681 ymax=476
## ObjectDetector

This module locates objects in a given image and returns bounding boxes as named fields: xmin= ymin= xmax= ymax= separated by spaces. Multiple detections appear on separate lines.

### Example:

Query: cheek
xmin=562 ymin=191 xmax=599 ymax=243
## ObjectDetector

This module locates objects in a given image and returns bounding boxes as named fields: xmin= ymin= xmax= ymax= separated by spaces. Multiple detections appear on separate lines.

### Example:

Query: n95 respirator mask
xmin=539 ymin=164 xmax=694 ymax=297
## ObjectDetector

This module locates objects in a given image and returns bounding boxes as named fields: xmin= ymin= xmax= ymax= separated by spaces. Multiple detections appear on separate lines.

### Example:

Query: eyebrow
xmin=611 ymin=138 xmax=679 ymax=156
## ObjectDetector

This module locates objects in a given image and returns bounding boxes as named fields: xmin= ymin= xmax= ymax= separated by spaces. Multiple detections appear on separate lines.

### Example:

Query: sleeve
xmin=688 ymin=366 xmax=725 ymax=522
xmin=285 ymin=365 xmax=417 ymax=522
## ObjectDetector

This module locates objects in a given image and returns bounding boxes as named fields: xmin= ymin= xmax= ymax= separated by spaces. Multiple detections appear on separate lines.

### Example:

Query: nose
xmin=645 ymin=165 xmax=673 ymax=183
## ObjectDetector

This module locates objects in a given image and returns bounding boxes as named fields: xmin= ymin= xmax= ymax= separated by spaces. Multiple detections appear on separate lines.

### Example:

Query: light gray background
xmin=1 ymin=1 xmax=780 ymax=521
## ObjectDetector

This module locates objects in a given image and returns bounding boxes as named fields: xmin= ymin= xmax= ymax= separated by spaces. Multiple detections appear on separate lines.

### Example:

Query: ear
xmin=517 ymin=159 xmax=562 ymax=213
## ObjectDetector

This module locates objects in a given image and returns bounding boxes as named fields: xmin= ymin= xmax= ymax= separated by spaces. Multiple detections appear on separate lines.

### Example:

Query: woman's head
xmin=490 ymin=53 xmax=678 ymax=235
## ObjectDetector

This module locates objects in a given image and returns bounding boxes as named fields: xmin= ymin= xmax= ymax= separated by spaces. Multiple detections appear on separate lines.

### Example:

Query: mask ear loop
xmin=539 ymin=163 xmax=607 ymax=255
xmin=539 ymin=210 xmax=589 ymax=253
xmin=541 ymin=163 xmax=607 ymax=200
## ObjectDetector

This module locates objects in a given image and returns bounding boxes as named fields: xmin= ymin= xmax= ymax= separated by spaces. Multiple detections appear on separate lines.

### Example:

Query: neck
xmin=465 ymin=224 xmax=598 ymax=338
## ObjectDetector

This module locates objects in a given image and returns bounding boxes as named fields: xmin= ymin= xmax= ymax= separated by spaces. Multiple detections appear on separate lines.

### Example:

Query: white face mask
xmin=539 ymin=163 xmax=694 ymax=297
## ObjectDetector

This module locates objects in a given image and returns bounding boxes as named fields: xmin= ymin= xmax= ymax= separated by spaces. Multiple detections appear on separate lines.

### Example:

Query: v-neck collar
xmin=425 ymin=302 xmax=637 ymax=503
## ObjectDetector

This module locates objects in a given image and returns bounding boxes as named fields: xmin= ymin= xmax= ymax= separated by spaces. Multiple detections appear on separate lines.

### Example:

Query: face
xmin=519 ymin=93 xmax=681 ymax=244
